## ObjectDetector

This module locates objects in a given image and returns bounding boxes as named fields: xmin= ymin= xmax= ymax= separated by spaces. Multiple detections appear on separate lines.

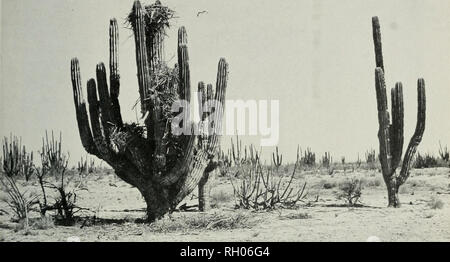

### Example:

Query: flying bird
xmin=197 ymin=10 xmax=208 ymax=17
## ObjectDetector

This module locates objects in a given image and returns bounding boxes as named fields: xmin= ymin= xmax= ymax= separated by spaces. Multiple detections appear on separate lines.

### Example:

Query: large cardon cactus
xmin=371 ymin=16 xmax=426 ymax=207
xmin=70 ymin=1 xmax=228 ymax=221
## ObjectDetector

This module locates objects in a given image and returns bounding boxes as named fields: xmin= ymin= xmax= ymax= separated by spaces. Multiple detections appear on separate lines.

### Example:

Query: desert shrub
xmin=230 ymin=157 xmax=307 ymax=210
xmin=413 ymin=152 xmax=439 ymax=169
xmin=336 ymin=178 xmax=363 ymax=207
xmin=427 ymin=196 xmax=444 ymax=210
xmin=0 ymin=136 xmax=39 ymax=223
xmin=36 ymin=131 xmax=88 ymax=225
xmin=321 ymin=180 xmax=336 ymax=189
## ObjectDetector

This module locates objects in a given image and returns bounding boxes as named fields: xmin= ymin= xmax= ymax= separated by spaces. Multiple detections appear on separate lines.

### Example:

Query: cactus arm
xmin=174 ymin=58 xmax=228 ymax=201
xmin=177 ymin=27 xmax=190 ymax=102
xmin=109 ymin=18 xmax=123 ymax=127
xmin=177 ymin=26 xmax=191 ymax=125
xmin=206 ymin=83 xmax=214 ymax=119
xmin=207 ymin=84 xmax=214 ymax=101
xmin=149 ymin=95 xmax=167 ymax=170
xmin=70 ymin=59 xmax=98 ymax=155
xmin=372 ymin=16 xmax=384 ymax=72
xmin=397 ymin=79 xmax=426 ymax=186
xmin=198 ymin=82 xmax=206 ymax=121
xmin=96 ymin=63 xmax=113 ymax=139
xmin=132 ymin=1 xmax=151 ymax=114
xmin=390 ymin=83 xmax=404 ymax=170
xmin=86 ymin=79 xmax=111 ymax=157
xmin=86 ymin=79 xmax=102 ymax=142
xmin=208 ymin=58 xmax=228 ymax=152
xmin=375 ymin=68 xmax=393 ymax=178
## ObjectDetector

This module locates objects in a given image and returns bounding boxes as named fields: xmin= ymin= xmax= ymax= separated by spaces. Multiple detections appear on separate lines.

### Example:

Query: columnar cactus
xmin=372 ymin=16 xmax=426 ymax=207
xmin=272 ymin=146 xmax=283 ymax=169
xmin=70 ymin=1 xmax=228 ymax=221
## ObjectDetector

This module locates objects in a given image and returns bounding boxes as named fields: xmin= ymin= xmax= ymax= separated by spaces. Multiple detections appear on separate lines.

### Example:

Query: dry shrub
xmin=336 ymin=178 xmax=363 ymax=207
xmin=321 ymin=180 xmax=336 ymax=189
xmin=230 ymin=161 xmax=307 ymax=210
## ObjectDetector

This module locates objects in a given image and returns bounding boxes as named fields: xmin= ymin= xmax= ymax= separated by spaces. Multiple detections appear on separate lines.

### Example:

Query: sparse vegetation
xmin=321 ymin=152 xmax=332 ymax=168
xmin=149 ymin=211 xmax=254 ymax=233
xmin=0 ymin=136 xmax=39 ymax=225
xmin=438 ymin=142 xmax=449 ymax=162
xmin=1 ymin=0 xmax=449 ymax=243
xmin=300 ymin=147 xmax=316 ymax=167
xmin=414 ymin=152 xmax=439 ymax=169
xmin=335 ymin=178 xmax=363 ymax=207
xmin=36 ymin=131 xmax=87 ymax=225
xmin=230 ymin=151 xmax=307 ymax=210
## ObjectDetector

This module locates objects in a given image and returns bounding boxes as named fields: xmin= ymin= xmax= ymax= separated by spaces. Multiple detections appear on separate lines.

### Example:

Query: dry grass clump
xmin=279 ymin=212 xmax=311 ymax=220
xmin=210 ymin=189 xmax=233 ymax=209
xmin=427 ymin=196 xmax=444 ymax=210
xmin=149 ymin=211 xmax=254 ymax=233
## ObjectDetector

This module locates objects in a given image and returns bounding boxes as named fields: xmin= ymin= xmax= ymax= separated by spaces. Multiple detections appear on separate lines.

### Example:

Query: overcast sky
xmin=1 ymin=0 xmax=450 ymax=165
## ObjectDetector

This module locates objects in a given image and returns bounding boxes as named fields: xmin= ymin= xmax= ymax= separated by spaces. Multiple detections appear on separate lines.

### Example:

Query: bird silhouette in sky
xmin=197 ymin=10 xmax=208 ymax=17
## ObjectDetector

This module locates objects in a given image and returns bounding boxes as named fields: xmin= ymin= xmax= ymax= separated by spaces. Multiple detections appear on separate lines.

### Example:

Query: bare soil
xmin=1 ymin=167 xmax=449 ymax=242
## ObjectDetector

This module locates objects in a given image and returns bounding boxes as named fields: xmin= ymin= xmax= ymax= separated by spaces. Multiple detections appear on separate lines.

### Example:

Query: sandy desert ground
xmin=0 ymin=167 xmax=449 ymax=242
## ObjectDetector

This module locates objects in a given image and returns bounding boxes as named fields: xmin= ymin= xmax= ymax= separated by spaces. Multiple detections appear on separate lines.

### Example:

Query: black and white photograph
xmin=0 ymin=0 xmax=449 ymax=247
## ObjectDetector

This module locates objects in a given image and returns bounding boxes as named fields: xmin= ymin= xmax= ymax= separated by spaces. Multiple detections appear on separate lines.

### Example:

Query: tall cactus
xmin=371 ymin=16 xmax=426 ymax=207
xmin=272 ymin=146 xmax=283 ymax=169
xmin=70 ymin=1 xmax=228 ymax=222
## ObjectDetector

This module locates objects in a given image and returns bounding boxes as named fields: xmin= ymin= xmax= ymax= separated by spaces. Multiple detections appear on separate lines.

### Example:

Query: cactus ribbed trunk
xmin=70 ymin=1 xmax=228 ymax=222
xmin=372 ymin=17 xmax=426 ymax=208
xmin=198 ymin=171 xmax=211 ymax=212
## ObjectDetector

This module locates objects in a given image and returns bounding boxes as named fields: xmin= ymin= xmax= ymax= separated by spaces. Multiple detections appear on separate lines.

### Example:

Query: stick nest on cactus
xmin=127 ymin=0 xmax=175 ymax=38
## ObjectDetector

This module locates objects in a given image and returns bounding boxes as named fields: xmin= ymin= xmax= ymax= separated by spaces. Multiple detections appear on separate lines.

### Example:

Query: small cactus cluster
xmin=229 ymin=135 xmax=260 ymax=167
xmin=300 ymin=147 xmax=316 ymax=167
xmin=2 ymin=135 xmax=34 ymax=181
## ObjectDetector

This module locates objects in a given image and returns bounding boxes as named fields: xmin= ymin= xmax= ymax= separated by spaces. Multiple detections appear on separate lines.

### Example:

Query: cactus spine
xmin=372 ymin=16 xmax=426 ymax=207
xmin=70 ymin=1 xmax=228 ymax=222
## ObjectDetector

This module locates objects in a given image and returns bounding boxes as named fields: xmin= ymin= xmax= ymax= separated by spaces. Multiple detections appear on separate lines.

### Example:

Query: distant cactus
xmin=438 ymin=142 xmax=449 ymax=162
xmin=301 ymin=147 xmax=316 ymax=167
xmin=321 ymin=152 xmax=332 ymax=168
xmin=70 ymin=1 xmax=228 ymax=221
xmin=272 ymin=146 xmax=283 ymax=170
xmin=365 ymin=149 xmax=376 ymax=164
xmin=372 ymin=16 xmax=426 ymax=207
